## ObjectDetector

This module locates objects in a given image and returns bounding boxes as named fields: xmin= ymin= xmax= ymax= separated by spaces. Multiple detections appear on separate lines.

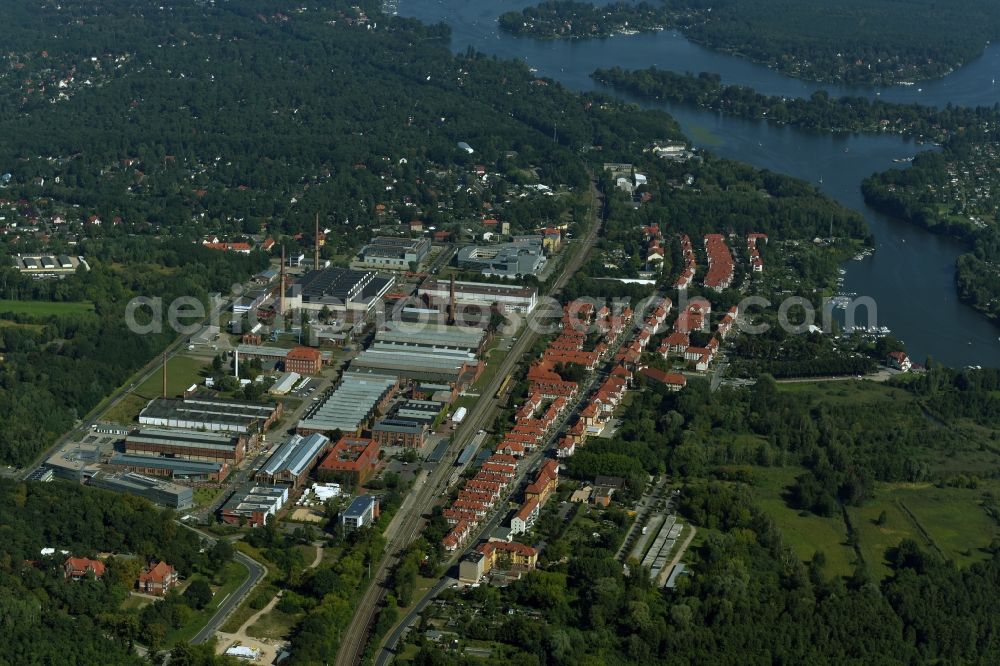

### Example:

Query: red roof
xmin=478 ymin=540 xmax=537 ymax=558
xmin=639 ymin=367 xmax=686 ymax=387
xmin=139 ymin=560 xmax=175 ymax=584
xmin=287 ymin=346 xmax=321 ymax=362
xmin=65 ymin=556 xmax=105 ymax=578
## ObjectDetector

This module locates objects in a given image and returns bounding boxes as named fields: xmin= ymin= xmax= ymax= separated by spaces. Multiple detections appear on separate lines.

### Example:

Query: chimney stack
xmin=161 ymin=352 xmax=167 ymax=398
xmin=279 ymin=244 xmax=286 ymax=315
xmin=314 ymin=212 xmax=321 ymax=270
xmin=447 ymin=274 xmax=456 ymax=326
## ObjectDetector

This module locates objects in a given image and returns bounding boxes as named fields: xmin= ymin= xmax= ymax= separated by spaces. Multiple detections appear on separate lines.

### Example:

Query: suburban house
xmin=887 ymin=351 xmax=912 ymax=372
xmin=64 ymin=556 xmax=106 ymax=580
xmin=138 ymin=561 xmax=179 ymax=596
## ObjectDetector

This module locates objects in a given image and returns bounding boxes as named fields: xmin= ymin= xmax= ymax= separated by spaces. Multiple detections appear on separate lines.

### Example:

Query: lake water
xmin=400 ymin=0 xmax=1000 ymax=367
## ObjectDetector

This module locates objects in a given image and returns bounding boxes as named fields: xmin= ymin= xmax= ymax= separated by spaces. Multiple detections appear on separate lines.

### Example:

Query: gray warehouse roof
xmin=351 ymin=345 xmax=478 ymax=379
xmin=297 ymin=372 xmax=398 ymax=433
xmin=138 ymin=397 xmax=276 ymax=432
xmin=88 ymin=471 xmax=193 ymax=509
xmin=127 ymin=427 xmax=241 ymax=452
xmin=376 ymin=323 xmax=485 ymax=352
xmin=373 ymin=418 xmax=425 ymax=435
xmin=110 ymin=453 xmax=225 ymax=476
xmin=261 ymin=433 xmax=330 ymax=478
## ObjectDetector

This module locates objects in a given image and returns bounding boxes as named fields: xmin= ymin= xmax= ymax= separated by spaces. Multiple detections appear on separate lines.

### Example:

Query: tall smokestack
xmin=162 ymin=352 xmax=167 ymax=398
xmin=279 ymin=244 xmax=286 ymax=315
xmin=314 ymin=212 xmax=321 ymax=270
xmin=234 ymin=349 xmax=239 ymax=380
xmin=448 ymin=274 xmax=456 ymax=326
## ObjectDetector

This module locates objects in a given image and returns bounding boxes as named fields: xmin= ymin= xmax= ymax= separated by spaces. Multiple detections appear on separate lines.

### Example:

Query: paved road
xmin=372 ymin=261 xmax=675 ymax=666
xmin=335 ymin=177 xmax=605 ymax=666
xmin=175 ymin=522 xmax=269 ymax=646
xmin=375 ymin=576 xmax=455 ymax=666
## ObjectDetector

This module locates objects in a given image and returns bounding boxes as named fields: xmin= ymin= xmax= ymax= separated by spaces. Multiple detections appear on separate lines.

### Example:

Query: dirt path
xmin=307 ymin=544 xmax=324 ymax=570
xmin=212 ymin=544 xmax=323 ymax=662
xmin=214 ymin=593 xmax=282 ymax=664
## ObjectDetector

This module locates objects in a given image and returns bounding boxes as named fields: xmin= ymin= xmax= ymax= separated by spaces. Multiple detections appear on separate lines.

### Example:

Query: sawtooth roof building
xmin=137 ymin=397 xmax=280 ymax=435
xmin=285 ymin=267 xmax=394 ymax=320
xmin=255 ymin=433 xmax=331 ymax=488
xmin=124 ymin=427 xmax=248 ymax=463
xmin=297 ymin=372 xmax=399 ymax=436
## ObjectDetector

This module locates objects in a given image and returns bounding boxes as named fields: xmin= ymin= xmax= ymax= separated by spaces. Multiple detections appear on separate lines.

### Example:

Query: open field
xmin=753 ymin=463 xmax=1000 ymax=579
xmin=0 ymin=299 xmax=95 ymax=316
xmin=848 ymin=483 xmax=1000 ymax=578
xmin=776 ymin=378 xmax=912 ymax=406
xmin=247 ymin=606 xmax=301 ymax=640
xmin=751 ymin=466 xmax=857 ymax=577
xmin=103 ymin=394 xmax=148 ymax=425
xmin=0 ymin=319 xmax=44 ymax=332
xmin=101 ymin=354 xmax=211 ymax=424
xmin=135 ymin=354 xmax=210 ymax=399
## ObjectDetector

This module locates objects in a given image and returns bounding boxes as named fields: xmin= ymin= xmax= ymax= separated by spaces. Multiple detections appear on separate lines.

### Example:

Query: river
xmin=399 ymin=0 xmax=1000 ymax=368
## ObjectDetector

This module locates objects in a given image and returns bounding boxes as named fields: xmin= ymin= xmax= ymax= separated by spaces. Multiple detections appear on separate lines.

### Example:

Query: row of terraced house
xmin=441 ymin=300 xmax=636 ymax=552
xmin=657 ymin=299 xmax=739 ymax=372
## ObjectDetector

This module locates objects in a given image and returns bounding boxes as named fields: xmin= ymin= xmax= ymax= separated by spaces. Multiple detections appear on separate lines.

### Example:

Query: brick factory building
xmin=318 ymin=435 xmax=381 ymax=486
xmin=285 ymin=346 xmax=323 ymax=375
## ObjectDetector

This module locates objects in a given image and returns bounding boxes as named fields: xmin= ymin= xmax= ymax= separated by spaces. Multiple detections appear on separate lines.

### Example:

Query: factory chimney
xmin=447 ymin=274 xmax=457 ymax=326
xmin=279 ymin=244 xmax=286 ymax=315
xmin=161 ymin=352 xmax=167 ymax=398
xmin=314 ymin=212 xmax=321 ymax=270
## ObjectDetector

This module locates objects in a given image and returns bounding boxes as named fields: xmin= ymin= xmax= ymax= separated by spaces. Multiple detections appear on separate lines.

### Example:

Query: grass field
xmin=751 ymin=466 xmax=857 ymax=577
xmin=753 ymin=464 xmax=1000 ymax=579
xmin=847 ymin=483 xmax=1000 ymax=578
xmin=103 ymin=394 xmax=148 ymax=425
xmin=101 ymin=355 xmax=211 ymax=424
xmin=247 ymin=606 xmax=302 ymax=640
xmin=135 ymin=354 xmax=210 ymax=399
xmin=0 ymin=319 xmax=44 ymax=332
xmin=776 ymin=379 xmax=913 ymax=406
xmin=166 ymin=560 xmax=249 ymax=646
xmin=193 ymin=486 xmax=228 ymax=509
xmin=0 ymin=299 xmax=95 ymax=316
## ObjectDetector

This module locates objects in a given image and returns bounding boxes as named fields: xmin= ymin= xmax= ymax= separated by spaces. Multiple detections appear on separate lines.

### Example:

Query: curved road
xmin=175 ymin=522 xmax=269 ymax=646
xmin=334 ymin=178 xmax=604 ymax=666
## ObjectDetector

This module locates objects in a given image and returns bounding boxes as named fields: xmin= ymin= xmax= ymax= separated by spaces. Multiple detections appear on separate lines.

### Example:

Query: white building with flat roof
xmin=418 ymin=279 xmax=537 ymax=314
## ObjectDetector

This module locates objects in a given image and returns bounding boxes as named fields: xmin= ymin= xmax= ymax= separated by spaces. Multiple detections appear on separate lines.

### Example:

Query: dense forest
xmin=0 ymin=0 xmax=679 ymax=242
xmin=0 ymin=479 xmax=237 ymax=664
xmin=402 ymin=366 xmax=1000 ymax=664
xmin=0 ymin=241 xmax=268 ymax=466
xmin=502 ymin=0 xmax=1000 ymax=84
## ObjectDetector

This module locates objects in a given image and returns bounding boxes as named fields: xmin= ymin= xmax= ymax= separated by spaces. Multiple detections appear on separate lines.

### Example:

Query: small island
xmin=502 ymin=0 xmax=1000 ymax=86
xmin=498 ymin=1 xmax=696 ymax=40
